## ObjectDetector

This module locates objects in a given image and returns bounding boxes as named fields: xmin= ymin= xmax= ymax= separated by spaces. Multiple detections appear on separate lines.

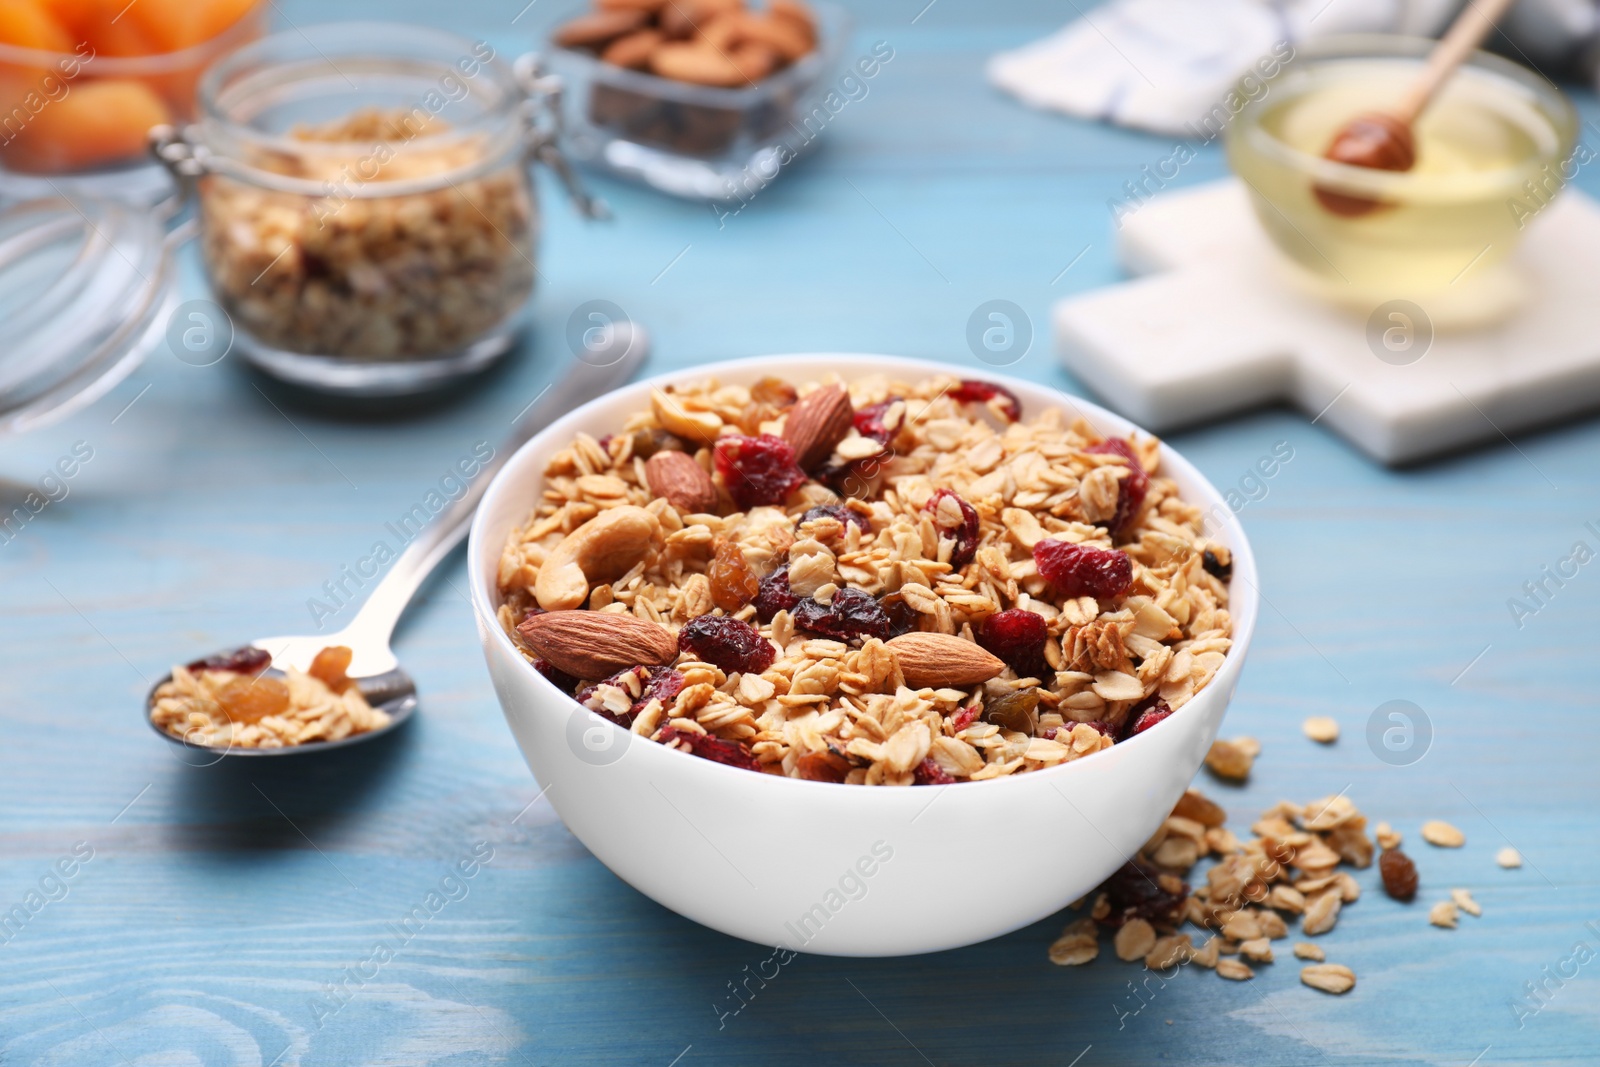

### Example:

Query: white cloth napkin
xmin=984 ymin=0 xmax=1575 ymax=135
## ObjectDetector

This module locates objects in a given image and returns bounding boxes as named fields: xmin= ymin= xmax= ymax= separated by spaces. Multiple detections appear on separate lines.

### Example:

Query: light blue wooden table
xmin=3 ymin=2 xmax=1598 ymax=1063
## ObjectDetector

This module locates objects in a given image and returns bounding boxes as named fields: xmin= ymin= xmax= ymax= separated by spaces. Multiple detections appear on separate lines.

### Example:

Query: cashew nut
xmin=535 ymin=505 xmax=661 ymax=610
xmin=651 ymin=387 xmax=722 ymax=444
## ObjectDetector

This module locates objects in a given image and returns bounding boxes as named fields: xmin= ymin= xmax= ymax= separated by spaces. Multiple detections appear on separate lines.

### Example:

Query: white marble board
xmin=1053 ymin=179 xmax=1600 ymax=464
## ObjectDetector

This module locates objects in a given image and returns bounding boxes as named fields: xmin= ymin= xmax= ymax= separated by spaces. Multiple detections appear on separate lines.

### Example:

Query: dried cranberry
xmin=925 ymin=489 xmax=980 ymax=570
xmin=638 ymin=667 xmax=686 ymax=714
xmin=534 ymin=658 xmax=581 ymax=695
xmin=797 ymin=504 xmax=871 ymax=536
xmin=576 ymin=665 xmax=684 ymax=727
xmin=753 ymin=565 xmax=801 ymax=621
xmin=852 ymin=397 xmax=901 ymax=446
xmin=714 ymin=434 xmax=808 ymax=509
xmin=576 ymin=666 xmax=647 ymax=726
xmin=1202 ymin=548 xmax=1233 ymax=582
xmin=1034 ymin=539 xmax=1133 ymax=600
xmin=792 ymin=587 xmax=891 ymax=641
xmin=186 ymin=647 xmax=271 ymax=675
xmin=1085 ymin=437 xmax=1149 ymax=538
xmin=678 ymin=614 xmax=776 ymax=675
xmin=658 ymin=726 xmax=762 ymax=772
xmin=913 ymin=758 xmax=956 ymax=785
xmin=1122 ymin=698 xmax=1173 ymax=740
xmin=977 ymin=609 xmax=1049 ymax=678
xmin=949 ymin=379 xmax=1022 ymax=422
xmin=950 ymin=704 xmax=981 ymax=731
xmin=1098 ymin=858 xmax=1187 ymax=929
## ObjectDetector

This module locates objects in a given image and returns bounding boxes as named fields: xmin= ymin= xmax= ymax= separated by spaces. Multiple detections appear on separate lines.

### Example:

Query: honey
xmin=1227 ymin=38 xmax=1575 ymax=301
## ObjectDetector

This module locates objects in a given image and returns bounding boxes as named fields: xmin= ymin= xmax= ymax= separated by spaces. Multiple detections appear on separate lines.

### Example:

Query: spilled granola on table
xmin=1049 ymin=784 xmax=1372 ymax=995
xmin=496 ymin=372 xmax=1233 ymax=783
xmin=150 ymin=646 xmax=390 ymax=749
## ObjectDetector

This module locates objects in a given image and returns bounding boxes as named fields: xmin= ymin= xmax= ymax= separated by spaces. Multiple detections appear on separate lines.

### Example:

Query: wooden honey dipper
xmin=1315 ymin=0 xmax=1519 ymax=216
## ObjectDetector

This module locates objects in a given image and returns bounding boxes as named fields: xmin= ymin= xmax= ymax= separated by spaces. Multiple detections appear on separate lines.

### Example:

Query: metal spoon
xmin=148 ymin=328 xmax=648 ymax=757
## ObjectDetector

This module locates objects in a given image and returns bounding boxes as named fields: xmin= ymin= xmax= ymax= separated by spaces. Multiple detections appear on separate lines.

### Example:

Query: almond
xmin=782 ymin=384 xmax=854 ymax=471
xmin=730 ymin=11 xmax=811 ymax=61
xmin=698 ymin=12 xmax=741 ymax=50
xmin=645 ymin=451 xmax=718 ymax=514
xmin=769 ymin=0 xmax=816 ymax=40
xmin=518 ymin=610 xmax=677 ymax=680
xmin=554 ymin=9 xmax=648 ymax=48
xmin=885 ymin=632 xmax=1004 ymax=688
xmin=730 ymin=40 xmax=779 ymax=81
xmin=659 ymin=0 xmax=740 ymax=37
xmin=600 ymin=29 xmax=664 ymax=69
xmin=649 ymin=41 xmax=745 ymax=87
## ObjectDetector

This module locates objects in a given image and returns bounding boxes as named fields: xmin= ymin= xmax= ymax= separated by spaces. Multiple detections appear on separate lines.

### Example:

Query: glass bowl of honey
xmin=1226 ymin=35 xmax=1576 ymax=304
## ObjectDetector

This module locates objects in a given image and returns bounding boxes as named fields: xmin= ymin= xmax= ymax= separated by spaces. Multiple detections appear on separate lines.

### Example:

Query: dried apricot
xmin=85 ymin=13 xmax=159 ymax=56
xmin=3 ymin=78 xmax=171 ymax=173
xmin=198 ymin=0 xmax=258 ymax=40
xmin=0 ymin=0 xmax=72 ymax=51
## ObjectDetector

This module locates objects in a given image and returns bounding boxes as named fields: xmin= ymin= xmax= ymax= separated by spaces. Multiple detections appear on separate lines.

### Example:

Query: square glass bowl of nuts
xmin=545 ymin=0 xmax=848 ymax=199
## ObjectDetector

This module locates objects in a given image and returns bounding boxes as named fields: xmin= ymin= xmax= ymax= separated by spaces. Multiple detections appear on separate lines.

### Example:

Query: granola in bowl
xmin=495 ymin=371 xmax=1233 ymax=785
xmin=150 ymin=645 xmax=391 ymax=749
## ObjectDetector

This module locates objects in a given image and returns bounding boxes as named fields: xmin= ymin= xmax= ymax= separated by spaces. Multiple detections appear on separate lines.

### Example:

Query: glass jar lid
xmin=0 ymin=194 xmax=175 ymax=435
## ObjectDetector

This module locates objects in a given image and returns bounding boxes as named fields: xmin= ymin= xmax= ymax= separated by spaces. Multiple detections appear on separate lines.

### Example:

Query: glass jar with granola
xmin=154 ymin=23 xmax=605 ymax=396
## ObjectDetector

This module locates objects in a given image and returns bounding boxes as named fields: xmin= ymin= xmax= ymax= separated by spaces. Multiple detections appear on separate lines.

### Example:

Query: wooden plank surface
xmin=3 ymin=1 xmax=1598 ymax=1063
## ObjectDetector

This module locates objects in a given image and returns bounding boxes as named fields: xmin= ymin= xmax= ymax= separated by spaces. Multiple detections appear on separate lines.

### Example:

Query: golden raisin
xmin=214 ymin=676 xmax=291 ymax=725
xmin=707 ymin=538 xmax=759 ymax=612
xmin=796 ymin=750 xmax=851 ymax=782
xmin=750 ymin=377 xmax=798 ymax=409
xmin=308 ymin=645 xmax=354 ymax=693
xmin=984 ymin=687 xmax=1040 ymax=734
xmin=1378 ymin=848 xmax=1418 ymax=901
xmin=630 ymin=427 xmax=683 ymax=460
xmin=738 ymin=377 xmax=800 ymax=433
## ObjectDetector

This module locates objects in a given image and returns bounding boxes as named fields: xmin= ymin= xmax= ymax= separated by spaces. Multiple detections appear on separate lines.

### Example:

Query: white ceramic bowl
xmin=468 ymin=354 xmax=1258 ymax=956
